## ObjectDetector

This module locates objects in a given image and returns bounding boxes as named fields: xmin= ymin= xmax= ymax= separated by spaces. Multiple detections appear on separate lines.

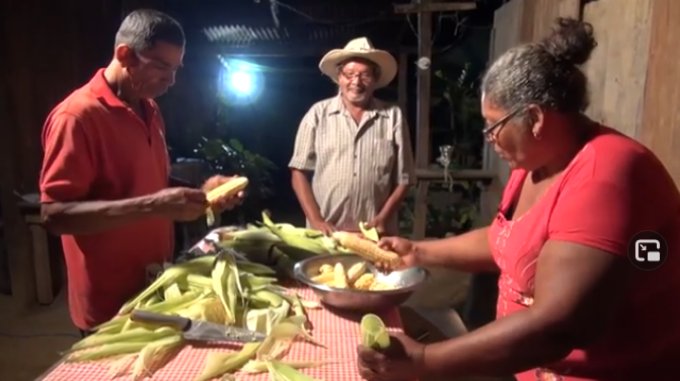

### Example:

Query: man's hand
xmin=364 ymin=215 xmax=387 ymax=235
xmin=151 ymin=187 xmax=207 ymax=221
xmin=357 ymin=332 xmax=426 ymax=381
xmin=309 ymin=218 xmax=336 ymax=236
xmin=202 ymin=175 xmax=245 ymax=213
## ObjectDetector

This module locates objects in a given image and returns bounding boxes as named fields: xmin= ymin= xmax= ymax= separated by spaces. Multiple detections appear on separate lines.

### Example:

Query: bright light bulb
xmin=229 ymin=70 xmax=254 ymax=95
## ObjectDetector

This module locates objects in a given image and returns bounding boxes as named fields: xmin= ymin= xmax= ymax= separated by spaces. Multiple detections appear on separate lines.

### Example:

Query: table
xmin=38 ymin=288 xmax=403 ymax=381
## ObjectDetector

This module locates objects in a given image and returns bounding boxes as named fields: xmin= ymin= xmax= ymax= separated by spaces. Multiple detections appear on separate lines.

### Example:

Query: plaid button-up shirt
xmin=289 ymin=95 xmax=415 ymax=234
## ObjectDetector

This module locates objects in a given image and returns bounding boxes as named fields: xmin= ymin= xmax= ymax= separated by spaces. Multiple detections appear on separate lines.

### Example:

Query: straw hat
xmin=318 ymin=37 xmax=397 ymax=88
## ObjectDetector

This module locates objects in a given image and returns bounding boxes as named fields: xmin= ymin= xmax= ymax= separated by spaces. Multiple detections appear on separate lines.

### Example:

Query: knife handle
xmin=130 ymin=310 xmax=191 ymax=331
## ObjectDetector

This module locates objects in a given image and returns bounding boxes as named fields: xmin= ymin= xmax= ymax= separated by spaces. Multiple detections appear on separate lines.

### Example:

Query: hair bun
xmin=541 ymin=17 xmax=597 ymax=66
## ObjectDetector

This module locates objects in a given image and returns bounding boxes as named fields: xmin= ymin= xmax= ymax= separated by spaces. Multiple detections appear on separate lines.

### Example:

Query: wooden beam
xmin=208 ymin=43 xmax=409 ymax=58
xmin=394 ymin=2 xmax=476 ymax=14
xmin=415 ymin=168 xmax=496 ymax=181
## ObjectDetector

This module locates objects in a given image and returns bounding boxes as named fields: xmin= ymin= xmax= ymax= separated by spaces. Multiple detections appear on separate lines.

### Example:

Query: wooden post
xmin=415 ymin=0 xmax=433 ymax=169
xmin=398 ymin=51 xmax=409 ymax=121
xmin=393 ymin=1 xmax=477 ymax=239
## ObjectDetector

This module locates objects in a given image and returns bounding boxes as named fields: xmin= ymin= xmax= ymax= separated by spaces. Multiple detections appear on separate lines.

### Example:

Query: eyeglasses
xmin=339 ymin=70 xmax=374 ymax=82
xmin=482 ymin=105 xmax=527 ymax=142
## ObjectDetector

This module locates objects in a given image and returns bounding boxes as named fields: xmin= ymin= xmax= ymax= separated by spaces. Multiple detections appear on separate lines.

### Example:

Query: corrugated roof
xmin=203 ymin=25 xmax=290 ymax=44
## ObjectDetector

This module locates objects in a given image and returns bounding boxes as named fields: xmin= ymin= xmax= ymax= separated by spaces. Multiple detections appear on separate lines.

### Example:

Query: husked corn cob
xmin=333 ymin=263 xmax=347 ymax=288
xmin=353 ymin=273 xmax=375 ymax=290
xmin=310 ymin=271 xmax=334 ymax=284
xmin=318 ymin=264 xmax=333 ymax=274
xmin=206 ymin=176 xmax=249 ymax=205
xmin=205 ymin=177 xmax=249 ymax=226
xmin=347 ymin=261 xmax=367 ymax=284
xmin=332 ymin=232 xmax=403 ymax=269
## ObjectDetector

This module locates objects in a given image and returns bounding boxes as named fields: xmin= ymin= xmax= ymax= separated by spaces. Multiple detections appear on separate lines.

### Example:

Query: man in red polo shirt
xmin=39 ymin=9 xmax=241 ymax=333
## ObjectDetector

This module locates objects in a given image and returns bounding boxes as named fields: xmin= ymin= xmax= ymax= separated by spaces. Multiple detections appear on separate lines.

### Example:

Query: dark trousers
xmin=462 ymin=272 xmax=500 ymax=330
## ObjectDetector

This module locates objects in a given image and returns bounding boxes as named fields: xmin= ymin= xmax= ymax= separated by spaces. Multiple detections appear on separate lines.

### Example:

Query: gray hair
xmin=481 ymin=18 xmax=597 ymax=114
xmin=115 ymin=9 xmax=185 ymax=51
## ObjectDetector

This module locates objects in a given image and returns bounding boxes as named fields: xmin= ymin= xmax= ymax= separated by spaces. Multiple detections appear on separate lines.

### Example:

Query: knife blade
xmin=130 ymin=309 xmax=266 ymax=343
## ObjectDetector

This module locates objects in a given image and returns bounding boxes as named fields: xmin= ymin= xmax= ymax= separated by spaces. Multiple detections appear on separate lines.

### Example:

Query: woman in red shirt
xmin=357 ymin=18 xmax=680 ymax=381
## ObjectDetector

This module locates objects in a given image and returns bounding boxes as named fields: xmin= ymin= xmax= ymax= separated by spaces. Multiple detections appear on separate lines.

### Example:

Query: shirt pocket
xmin=315 ymin=124 xmax=338 ymax=163
xmin=372 ymin=139 xmax=395 ymax=185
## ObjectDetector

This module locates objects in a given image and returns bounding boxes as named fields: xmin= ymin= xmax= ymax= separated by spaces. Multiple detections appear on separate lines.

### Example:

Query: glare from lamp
xmin=229 ymin=70 xmax=254 ymax=96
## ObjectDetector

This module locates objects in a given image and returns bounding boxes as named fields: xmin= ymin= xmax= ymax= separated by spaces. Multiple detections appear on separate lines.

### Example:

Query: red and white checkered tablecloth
xmin=40 ymin=287 xmax=403 ymax=381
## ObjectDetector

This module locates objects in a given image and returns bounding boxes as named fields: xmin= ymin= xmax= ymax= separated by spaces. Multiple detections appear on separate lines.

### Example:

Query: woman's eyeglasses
xmin=482 ymin=106 xmax=527 ymax=142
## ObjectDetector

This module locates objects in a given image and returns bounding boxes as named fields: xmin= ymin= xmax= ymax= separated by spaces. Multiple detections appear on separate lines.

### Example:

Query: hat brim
xmin=318 ymin=49 xmax=397 ymax=88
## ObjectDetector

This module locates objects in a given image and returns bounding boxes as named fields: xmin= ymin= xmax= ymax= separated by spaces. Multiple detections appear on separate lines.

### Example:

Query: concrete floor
xmin=0 ymin=291 xmax=78 ymax=381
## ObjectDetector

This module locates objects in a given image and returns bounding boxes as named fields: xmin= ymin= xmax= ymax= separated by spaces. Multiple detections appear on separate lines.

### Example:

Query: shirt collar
xmin=87 ymin=68 xmax=155 ymax=114
xmin=328 ymin=94 xmax=389 ymax=118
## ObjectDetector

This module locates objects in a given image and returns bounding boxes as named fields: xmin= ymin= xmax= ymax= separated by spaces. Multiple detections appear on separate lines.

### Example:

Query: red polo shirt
xmin=39 ymin=69 xmax=174 ymax=330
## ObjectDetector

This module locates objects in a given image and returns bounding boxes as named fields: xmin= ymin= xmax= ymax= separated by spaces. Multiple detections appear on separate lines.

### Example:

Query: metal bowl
xmin=293 ymin=254 xmax=429 ymax=312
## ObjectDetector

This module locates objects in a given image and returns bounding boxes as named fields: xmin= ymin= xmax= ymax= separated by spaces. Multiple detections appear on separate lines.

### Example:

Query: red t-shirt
xmin=488 ymin=126 xmax=680 ymax=380
xmin=39 ymin=69 xmax=173 ymax=330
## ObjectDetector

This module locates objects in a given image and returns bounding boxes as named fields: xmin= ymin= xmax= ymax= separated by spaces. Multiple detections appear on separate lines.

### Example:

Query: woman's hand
xmin=377 ymin=236 xmax=420 ymax=268
xmin=357 ymin=332 xmax=427 ymax=381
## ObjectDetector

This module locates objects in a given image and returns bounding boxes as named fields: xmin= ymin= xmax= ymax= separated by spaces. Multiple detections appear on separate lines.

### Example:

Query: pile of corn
xmin=217 ymin=211 xmax=352 ymax=277
xmin=64 ymin=252 xmax=325 ymax=381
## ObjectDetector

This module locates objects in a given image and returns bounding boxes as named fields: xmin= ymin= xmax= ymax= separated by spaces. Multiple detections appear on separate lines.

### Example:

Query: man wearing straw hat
xmin=289 ymin=37 xmax=415 ymax=236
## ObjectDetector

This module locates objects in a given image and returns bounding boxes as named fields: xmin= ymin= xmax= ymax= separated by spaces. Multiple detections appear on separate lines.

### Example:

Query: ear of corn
xmin=261 ymin=212 xmax=329 ymax=255
xmin=353 ymin=273 xmax=375 ymax=290
xmin=205 ymin=176 xmax=249 ymax=204
xmin=332 ymin=232 xmax=403 ymax=269
xmin=333 ymin=263 xmax=347 ymax=288
xmin=211 ymin=253 xmax=237 ymax=324
xmin=346 ymin=261 xmax=367 ymax=284
xmin=205 ymin=176 xmax=249 ymax=226
xmin=310 ymin=271 xmax=334 ymax=284
xmin=318 ymin=264 xmax=333 ymax=274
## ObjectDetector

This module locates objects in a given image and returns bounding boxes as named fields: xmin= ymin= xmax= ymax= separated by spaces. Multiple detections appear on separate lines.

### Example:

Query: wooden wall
xmin=0 ymin=0 xmax=123 ymax=309
xmin=487 ymin=0 xmax=680 ymax=190
xmin=640 ymin=0 xmax=680 ymax=187
xmin=583 ymin=0 xmax=653 ymax=139
xmin=582 ymin=0 xmax=680 ymax=187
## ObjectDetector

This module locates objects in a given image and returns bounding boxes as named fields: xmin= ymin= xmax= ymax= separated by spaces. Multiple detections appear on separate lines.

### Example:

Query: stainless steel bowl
xmin=294 ymin=254 xmax=428 ymax=312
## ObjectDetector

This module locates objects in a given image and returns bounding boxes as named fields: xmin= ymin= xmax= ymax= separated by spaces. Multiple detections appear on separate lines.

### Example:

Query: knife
xmin=130 ymin=310 xmax=266 ymax=343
